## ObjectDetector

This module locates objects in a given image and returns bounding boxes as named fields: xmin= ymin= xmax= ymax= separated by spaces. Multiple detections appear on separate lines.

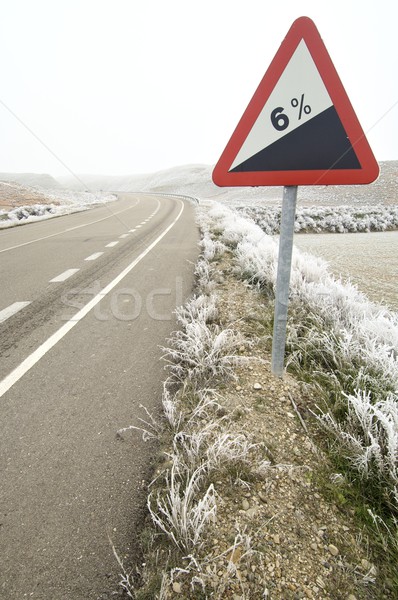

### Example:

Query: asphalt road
xmin=0 ymin=193 xmax=199 ymax=599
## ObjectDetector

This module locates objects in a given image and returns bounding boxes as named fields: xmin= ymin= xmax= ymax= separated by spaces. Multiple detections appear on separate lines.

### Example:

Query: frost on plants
xmin=316 ymin=390 xmax=398 ymax=511
xmin=200 ymin=200 xmax=398 ymax=519
xmin=236 ymin=204 xmax=398 ymax=235
xmin=162 ymin=292 xmax=245 ymax=386
xmin=147 ymin=462 xmax=217 ymax=553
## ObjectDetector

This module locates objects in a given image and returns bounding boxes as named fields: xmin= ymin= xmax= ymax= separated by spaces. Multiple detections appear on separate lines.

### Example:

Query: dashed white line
xmin=129 ymin=229 xmax=136 ymax=233
xmin=0 ymin=302 xmax=31 ymax=324
xmin=84 ymin=252 xmax=104 ymax=261
xmin=49 ymin=269 xmax=80 ymax=283
xmin=0 ymin=200 xmax=141 ymax=254
xmin=105 ymin=241 xmax=119 ymax=248
xmin=0 ymin=199 xmax=184 ymax=399
xmin=119 ymin=233 xmax=129 ymax=239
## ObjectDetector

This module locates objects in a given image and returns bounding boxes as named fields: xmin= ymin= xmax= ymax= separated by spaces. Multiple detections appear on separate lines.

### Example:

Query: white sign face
xmin=230 ymin=40 xmax=333 ymax=171
xmin=212 ymin=16 xmax=379 ymax=186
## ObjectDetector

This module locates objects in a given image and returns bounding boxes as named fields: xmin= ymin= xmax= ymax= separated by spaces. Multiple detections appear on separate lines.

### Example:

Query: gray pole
xmin=271 ymin=185 xmax=298 ymax=377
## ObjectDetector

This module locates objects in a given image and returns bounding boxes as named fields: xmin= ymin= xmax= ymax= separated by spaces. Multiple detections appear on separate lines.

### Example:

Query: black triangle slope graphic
xmin=230 ymin=106 xmax=361 ymax=172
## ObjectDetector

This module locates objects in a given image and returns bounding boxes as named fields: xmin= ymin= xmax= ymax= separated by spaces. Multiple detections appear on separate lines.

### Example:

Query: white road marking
xmin=84 ymin=252 xmax=103 ymax=261
xmin=119 ymin=233 xmax=129 ymax=239
xmin=0 ymin=199 xmax=184 ymax=399
xmin=129 ymin=229 xmax=136 ymax=233
xmin=49 ymin=269 xmax=80 ymax=283
xmin=136 ymin=225 xmax=142 ymax=228
xmin=105 ymin=241 xmax=119 ymax=248
xmin=0 ymin=200 xmax=141 ymax=254
xmin=0 ymin=302 xmax=31 ymax=324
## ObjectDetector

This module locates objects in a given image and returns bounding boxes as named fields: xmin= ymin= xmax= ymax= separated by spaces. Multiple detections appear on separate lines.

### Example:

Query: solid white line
xmin=0 ymin=199 xmax=184 ymax=399
xmin=105 ymin=241 xmax=119 ymax=248
xmin=0 ymin=199 xmax=141 ymax=254
xmin=0 ymin=302 xmax=31 ymax=324
xmin=119 ymin=233 xmax=129 ymax=239
xmin=84 ymin=252 xmax=103 ymax=261
xmin=49 ymin=269 xmax=80 ymax=283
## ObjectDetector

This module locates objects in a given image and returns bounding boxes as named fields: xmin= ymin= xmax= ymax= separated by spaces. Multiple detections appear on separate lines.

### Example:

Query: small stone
xmin=258 ymin=491 xmax=267 ymax=503
xmin=347 ymin=595 xmax=357 ymax=600
xmin=361 ymin=558 xmax=371 ymax=570
xmin=242 ymin=498 xmax=250 ymax=511
xmin=310 ymin=543 xmax=317 ymax=551
xmin=316 ymin=576 xmax=325 ymax=589
xmin=172 ymin=581 xmax=182 ymax=594
xmin=328 ymin=544 xmax=339 ymax=556
xmin=253 ymin=382 xmax=262 ymax=390
xmin=273 ymin=534 xmax=280 ymax=544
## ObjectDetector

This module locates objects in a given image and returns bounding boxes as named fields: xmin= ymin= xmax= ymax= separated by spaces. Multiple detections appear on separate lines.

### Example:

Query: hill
xmin=56 ymin=161 xmax=398 ymax=206
xmin=0 ymin=173 xmax=62 ymax=189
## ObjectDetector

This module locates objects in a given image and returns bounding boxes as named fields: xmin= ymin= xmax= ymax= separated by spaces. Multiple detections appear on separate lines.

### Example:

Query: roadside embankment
xmin=119 ymin=200 xmax=397 ymax=599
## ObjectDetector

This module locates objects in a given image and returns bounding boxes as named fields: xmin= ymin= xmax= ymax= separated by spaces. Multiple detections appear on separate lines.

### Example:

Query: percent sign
xmin=271 ymin=93 xmax=311 ymax=131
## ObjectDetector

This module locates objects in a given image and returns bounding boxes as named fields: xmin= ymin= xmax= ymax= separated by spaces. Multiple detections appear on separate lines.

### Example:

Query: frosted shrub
xmin=200 ymin=231 xmax=227 ymax=261
xmin=236 ymin=204 xmax=398 ymax=235
xmin=163 ymin=284 xmax=245 ymax=386
xmin=194 ymin=259 xmax=216 ymax=295
xmin=161 ymin=381 xmax=182 ymax=432
xmin=4 ymin=204 xmax=56 ymax=222
xmin=235 ymin=238 xmax=278 ymax=293
xmin=173 ymin=424 xmax=256 ymax=475
xmin=316 ymin=390 xmax=398 ymax=511
xmin=164 ymin=318 xmax=244 ymax=385
xmin=148 ymin=462 xmax=217 ymax=553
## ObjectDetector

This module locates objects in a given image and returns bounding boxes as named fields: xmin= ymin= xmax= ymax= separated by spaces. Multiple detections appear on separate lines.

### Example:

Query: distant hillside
xmin=0 ymin=173 xmax=62 ymax=189
xmin=56 ymin=165 xmax=217 ymax=197
xmin=57 ymin=161 xmax=398 ymax=206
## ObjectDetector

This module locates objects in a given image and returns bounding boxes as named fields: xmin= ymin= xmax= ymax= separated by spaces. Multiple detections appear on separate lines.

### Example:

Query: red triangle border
xmin=212 ymin=17 xmax=379 ymax=187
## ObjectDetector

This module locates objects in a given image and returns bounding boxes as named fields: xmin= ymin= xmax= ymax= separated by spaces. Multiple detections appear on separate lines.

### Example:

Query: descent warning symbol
xmin=212 ymin=17 xmax=379 ymax=186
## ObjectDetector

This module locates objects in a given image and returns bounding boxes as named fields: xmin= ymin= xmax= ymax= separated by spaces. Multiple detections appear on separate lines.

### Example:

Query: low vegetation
xmin=236 ymin=204 xmax=398 ymax=235
xmin=117 ymin=200 xmax=398 ymax=598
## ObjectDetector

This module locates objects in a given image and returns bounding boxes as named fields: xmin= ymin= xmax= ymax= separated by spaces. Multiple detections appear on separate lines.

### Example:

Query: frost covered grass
xmin=199 ymin=201 xmax=398 ymax=517
xmin=137 ymin=375 xmax=262 ymax=596
xmin=161 ymin=261 xmax=247 ymax=388
xmin=236 ymin=204 xmax=398 ymax=235
xmin=316 ymin=390 xmax=398 ymax=512
xmin=148 ymin=462 xmax=217 ymax=553
xmin=195 ymin=199 xmax=398 ymax=593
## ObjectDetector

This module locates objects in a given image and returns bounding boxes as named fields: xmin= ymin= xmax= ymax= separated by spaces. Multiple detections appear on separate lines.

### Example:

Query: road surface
xmin=0 ymin=193 xmax=199 ymax=599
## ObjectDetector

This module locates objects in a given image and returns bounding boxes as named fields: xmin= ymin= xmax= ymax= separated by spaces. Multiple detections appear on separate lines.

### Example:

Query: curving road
xmin=0 ymin=193 xmax=199 ymax=599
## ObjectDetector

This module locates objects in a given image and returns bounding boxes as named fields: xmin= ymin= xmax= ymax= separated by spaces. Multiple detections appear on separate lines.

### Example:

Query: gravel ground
xmin=131 ymin=250 xmax=392 ymax=600
xmin=189 ymin=273 xmax=379 ymax=599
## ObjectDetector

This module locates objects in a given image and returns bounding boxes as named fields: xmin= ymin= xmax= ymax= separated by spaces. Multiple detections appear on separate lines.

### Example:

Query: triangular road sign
xmin=212 ymin=17 xmax=379 ymax=187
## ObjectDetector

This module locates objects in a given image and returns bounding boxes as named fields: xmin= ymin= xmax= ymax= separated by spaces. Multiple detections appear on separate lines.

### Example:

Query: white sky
xmin=0 ymin=0 xmax=397 ymax=177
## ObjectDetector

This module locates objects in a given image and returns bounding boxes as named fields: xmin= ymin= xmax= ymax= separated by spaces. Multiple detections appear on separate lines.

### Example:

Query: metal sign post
xmin=271 ymin=185 xmax=298 ymax=377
